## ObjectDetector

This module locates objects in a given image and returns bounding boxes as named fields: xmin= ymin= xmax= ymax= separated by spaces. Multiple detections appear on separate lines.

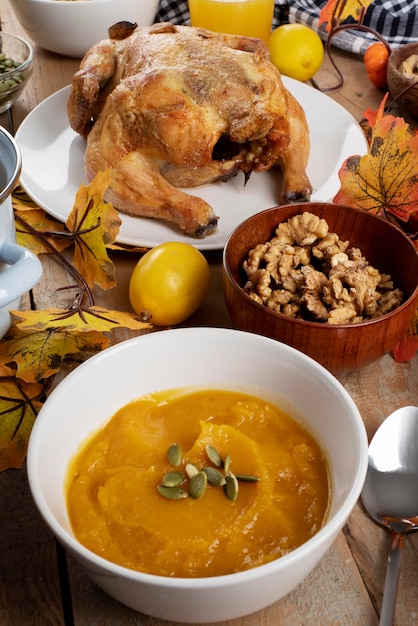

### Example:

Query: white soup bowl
xmin=27 ymin=327 xmax=368 ymax=623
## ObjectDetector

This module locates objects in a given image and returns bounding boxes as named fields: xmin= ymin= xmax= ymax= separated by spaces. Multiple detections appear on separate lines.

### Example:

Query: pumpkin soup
xmin=66 ymin=388 xmax=330 ymax=578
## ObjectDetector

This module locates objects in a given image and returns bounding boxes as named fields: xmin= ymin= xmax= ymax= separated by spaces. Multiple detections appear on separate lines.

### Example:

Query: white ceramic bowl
xmin=9 ymin=0 xmax=160 ymax=58
xmin=27 ymin=328 xmax=368 ymax=624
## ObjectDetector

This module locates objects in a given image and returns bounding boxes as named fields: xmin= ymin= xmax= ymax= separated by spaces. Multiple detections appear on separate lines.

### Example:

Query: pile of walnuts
xmin=243 ymin=212 xmax=403 ymax=324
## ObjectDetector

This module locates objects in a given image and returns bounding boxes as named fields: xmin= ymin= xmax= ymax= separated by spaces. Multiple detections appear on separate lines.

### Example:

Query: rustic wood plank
xmin=0 ymin=466 xmax=64 ymax=626
xmin=345 ymin=503 xmax=418 ymax=626
xmin=313 ymin=46 xmax=384 ymax=121
xmin=340 ymin=355 xmax=418 ymax=626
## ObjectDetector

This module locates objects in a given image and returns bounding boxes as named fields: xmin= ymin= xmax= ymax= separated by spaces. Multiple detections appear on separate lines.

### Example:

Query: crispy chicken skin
xmin=67 ymin=22 xmax=312 ymax=238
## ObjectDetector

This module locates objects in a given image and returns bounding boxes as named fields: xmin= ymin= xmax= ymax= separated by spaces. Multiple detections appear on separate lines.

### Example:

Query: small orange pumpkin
xmin=364 ymin=42 xmax=389 ymax=90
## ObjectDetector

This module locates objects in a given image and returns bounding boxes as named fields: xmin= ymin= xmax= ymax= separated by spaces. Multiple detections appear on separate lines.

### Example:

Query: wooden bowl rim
xmin=223 ymin=203 xmax=418 ymax=330
xmin=388 ymin=42 xmax=418 ymax=75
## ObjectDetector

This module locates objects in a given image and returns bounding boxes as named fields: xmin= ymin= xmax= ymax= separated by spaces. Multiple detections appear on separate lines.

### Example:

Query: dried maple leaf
xmin=363 ymin=105 xmax=418 ymax=140
xmin=0 ymin=378 xmax=44 ymax=470
xmin=319 ymin=0 xmax=374 ymax=30
xmin=11 ymin=307 xmax=151 ymax=333
xmin=107 ymin=242 xmax=149 ymax=254
xmin=334 ymin=97 xmax=418 ymax=223
xmin=0 ymin=175 xmax=152 ymax=471
xmin=0 ymin=365 xmax=15 ymax=377
xmin=12 ymin=186 xmax=40 ymax=210
xmin=15 ymin=207 xmax=71 ymax=254
xmin=0 ymin=325 xmax=110 ymax=383
xmin=362 ymin=105 xmax=380 ymax=130
xmin=66 ymin=169 xmax=122 ymax=290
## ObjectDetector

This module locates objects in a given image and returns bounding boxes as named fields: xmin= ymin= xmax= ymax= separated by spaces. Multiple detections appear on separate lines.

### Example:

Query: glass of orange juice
xmin=188 ymin=0 xmax=275 ymax=42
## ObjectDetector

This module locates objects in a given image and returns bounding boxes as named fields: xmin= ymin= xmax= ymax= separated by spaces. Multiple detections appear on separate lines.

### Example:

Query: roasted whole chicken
xmin=67 ymin=22 xmax=312 ymax=238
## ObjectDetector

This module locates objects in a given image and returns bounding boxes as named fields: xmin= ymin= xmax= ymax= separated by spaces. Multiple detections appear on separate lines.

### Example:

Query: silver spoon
xmin=361 ymin=406 xmax=418 ymax=626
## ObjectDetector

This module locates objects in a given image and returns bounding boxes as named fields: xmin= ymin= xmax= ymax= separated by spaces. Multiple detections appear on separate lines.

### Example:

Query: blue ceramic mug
xmin=0 ymin=125 xmax=42 ymax=338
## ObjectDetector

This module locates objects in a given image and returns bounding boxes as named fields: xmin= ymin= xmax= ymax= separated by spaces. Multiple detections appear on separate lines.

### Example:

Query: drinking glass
xmin=188 ymin=0 xmax=275 ymax=42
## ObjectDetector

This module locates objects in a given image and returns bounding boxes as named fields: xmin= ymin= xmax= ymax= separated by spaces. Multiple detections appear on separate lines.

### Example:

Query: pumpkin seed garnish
xmin=157 ymin=485 xmax=188 ymax=500
xmin=205 ymin=445 xmax=223 ymax=468
xmin=223 ymin=472 xmax=239 ymax=502
xmin=158 ymin=442 xmax=259 ymax=502
xmin=189 ymin=470 xmax=208 ymax=499
xmin=223 ymin=453 xmax=232 ymax=474
xmin=203 ymin=466 xmax=227 ymax=487
xmin=185 ymin=463 xmax=199 ymax=479
xmin=162 ymin=470 xmax=185 ymax=488
xmin=235 ymin=474 xmax=260 ymax=483
xmin=167 ymin=443 xmax=183 ymax=467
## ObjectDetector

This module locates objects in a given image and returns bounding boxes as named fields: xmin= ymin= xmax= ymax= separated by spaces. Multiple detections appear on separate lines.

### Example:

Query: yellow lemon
xmin=267 ymin=24 xmax=324 ymax=82
xmin=129 ymin=242 xmax=211 ymax=326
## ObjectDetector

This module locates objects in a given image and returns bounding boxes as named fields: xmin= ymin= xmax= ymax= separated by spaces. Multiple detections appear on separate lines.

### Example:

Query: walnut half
xmin=242 ymin=212 xmax=403 ymax=324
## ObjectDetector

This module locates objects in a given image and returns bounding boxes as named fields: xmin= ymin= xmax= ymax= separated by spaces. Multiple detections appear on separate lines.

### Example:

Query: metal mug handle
xmin=0 ymin=240 xmax=42 ymax=308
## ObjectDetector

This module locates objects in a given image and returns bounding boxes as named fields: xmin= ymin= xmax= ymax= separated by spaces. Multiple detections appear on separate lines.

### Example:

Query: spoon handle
xmin=379 ymin=530 xmax=406 ymax=626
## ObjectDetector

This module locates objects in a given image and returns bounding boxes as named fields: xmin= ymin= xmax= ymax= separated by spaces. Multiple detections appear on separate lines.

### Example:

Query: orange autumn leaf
xmin=319 ymin=0 xmax=374 ymax=30
xmin=364 ymin=103 xmax=418 ymax=139
xmin=334 ymin=98 xmax=418 ymax=223
xmin=66 ymin=169 xmax=122 ymax=290
xmin=0 ymin=364 xmax=16 ymax=377
xmin=0 ymin=325 xmax=110 ymax=383
xmin=11 ymin=307 xmax=151 ymax=333
xmin=362 ymin=106 xmax=379 ymax=134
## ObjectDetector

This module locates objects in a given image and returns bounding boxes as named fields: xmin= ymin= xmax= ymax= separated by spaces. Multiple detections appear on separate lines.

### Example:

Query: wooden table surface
xmin=1 ymin=2 xmax=418 ymax=625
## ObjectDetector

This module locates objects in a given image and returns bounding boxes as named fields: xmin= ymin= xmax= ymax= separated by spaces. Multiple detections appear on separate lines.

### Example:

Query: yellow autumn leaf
xmin=0 ymin=378 xmax=44 ymax=470
xmin=107 ymin=241 xmax=150 ymax=254
xmin=0 ymin=326 xmax=110 ymax=383
xmin=11 ymin=307 xmax=151 ymax=333
xmin=66 ymin=169 xmax=122 ymax=290
xmin=15 ymin=207 xmax=71 ymax=254
xmin=12 ymin=186 xmax=39 ymax=210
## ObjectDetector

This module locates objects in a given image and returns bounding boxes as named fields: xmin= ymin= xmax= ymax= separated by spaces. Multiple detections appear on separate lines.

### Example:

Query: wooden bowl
xmin=387 ymin=42 xmax=418 ymax=120
xmin=222 ymin=203 xmax=418 ymax=376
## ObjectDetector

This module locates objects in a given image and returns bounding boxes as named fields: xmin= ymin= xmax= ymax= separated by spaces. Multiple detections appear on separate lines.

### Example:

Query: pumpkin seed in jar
xmin=0 ymin=53 xmax=25 ymax=101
